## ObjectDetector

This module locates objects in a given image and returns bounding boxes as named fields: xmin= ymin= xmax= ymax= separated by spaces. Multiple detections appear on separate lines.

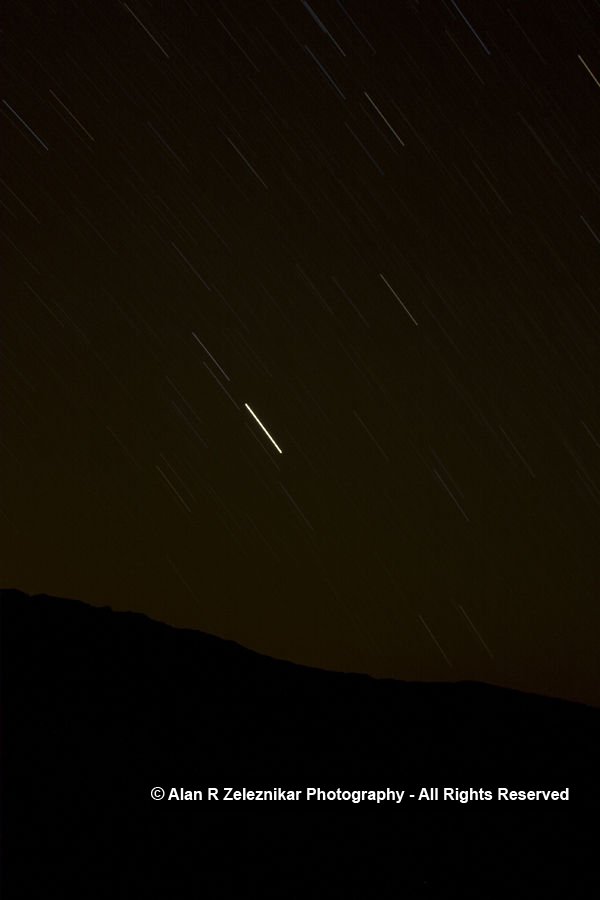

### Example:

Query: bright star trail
xmin=244 ymin=404 xmax=283 ymax=454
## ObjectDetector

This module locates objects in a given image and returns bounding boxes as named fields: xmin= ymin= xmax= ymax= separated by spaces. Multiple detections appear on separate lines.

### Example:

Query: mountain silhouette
xmin=2 ymin=588 xmax=599 ymax=813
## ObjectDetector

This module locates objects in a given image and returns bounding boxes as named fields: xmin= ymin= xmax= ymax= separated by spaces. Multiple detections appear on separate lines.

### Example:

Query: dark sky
xmin=2 ymin=0 xmax=599 ymax=705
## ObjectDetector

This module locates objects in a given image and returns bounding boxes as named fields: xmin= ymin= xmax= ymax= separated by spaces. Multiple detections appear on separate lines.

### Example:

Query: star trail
xmin=2 ymin=0 xmax=599 ymax=706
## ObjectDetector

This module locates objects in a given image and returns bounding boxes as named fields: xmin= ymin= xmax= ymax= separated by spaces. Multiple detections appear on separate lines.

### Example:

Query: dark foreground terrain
xmin=2 ymin=588 xmax=598 ymax=812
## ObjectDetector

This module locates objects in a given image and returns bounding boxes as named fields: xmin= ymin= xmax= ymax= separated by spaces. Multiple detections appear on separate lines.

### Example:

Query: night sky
xmin=2 ymin=0 xmax=599 ymax=706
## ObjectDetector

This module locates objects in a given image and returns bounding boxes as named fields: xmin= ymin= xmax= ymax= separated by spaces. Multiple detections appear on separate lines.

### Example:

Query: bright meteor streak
xmin=244 ymin=403 xmax=283 ymax=454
